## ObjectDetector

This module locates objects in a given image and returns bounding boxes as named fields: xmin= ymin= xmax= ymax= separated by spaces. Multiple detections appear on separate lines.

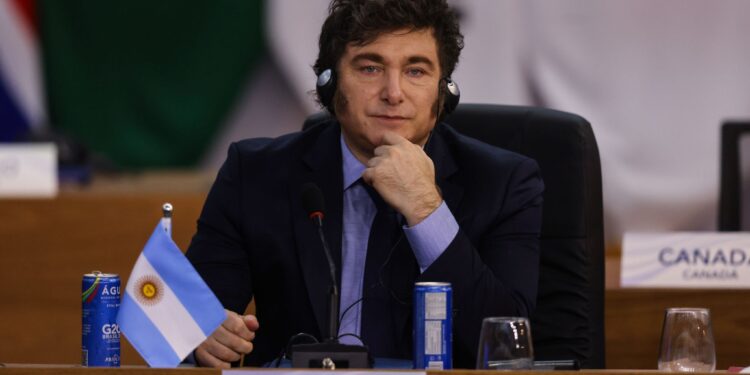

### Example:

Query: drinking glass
xmin=657 ymin=308 xmax=716 ymax=372
xmin=476 ymin=317 xmax=534 ymax=370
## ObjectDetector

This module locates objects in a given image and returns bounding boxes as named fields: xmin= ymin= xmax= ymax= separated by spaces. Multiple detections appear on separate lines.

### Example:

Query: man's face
xmin=335 ymin=28 xmax=441 ymax=162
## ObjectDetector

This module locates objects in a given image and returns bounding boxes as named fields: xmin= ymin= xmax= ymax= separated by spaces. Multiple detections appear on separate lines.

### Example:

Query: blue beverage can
xmin=413 ymin=282 xmax=452 ymax=369
xmin=82 ymin=271 xmax=121 ymax=367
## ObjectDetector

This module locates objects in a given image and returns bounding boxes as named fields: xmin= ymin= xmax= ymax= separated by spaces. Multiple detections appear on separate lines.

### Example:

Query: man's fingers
xmin=196 ymin=350 xmax=230 ymax=369
xmin=222 ymin=311 xmax=244 ymax=332
xmin=380 ymin=131 xmax=408 ymax=145
xmin=373 ymin=144 xmax=392 ymax=157
xmin=196 ymin=310 xmax=258 ymax=368
xmin=362 ymin=169 xmax=374 ymax=185
xmin=228 ymin=321 xmax=254 ymax=342
xmin=363 ymin=162 xmax=386 ymax=187
xmin=374 ymin=136 xmax=422 ymax=159
xmin=243 ymin=314 xmax=260 ymax=331
xmin=222 ymin=311 xmax=259 ymax=339
xmin=213 ymin=325 xmax=254 ymax=354
xmin=196 ymin=340 xmax=233 ymax=368
xmin=207 ymin=335 xmax=244 ymax=362
xmin=366 ymin=155 xmax=384 ymax=168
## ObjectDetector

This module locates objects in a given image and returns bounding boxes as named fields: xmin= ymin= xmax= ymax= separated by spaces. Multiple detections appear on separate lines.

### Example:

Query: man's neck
xmin=340 ymin=133 xmax=367 ymax=190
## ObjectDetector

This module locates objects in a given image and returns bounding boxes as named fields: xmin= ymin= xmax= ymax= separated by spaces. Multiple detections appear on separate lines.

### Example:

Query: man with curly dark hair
xmin=187 ymin=0 xmax=543 ymax=368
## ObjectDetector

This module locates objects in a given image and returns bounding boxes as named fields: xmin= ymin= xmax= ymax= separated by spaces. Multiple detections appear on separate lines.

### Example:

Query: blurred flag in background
xmin=0 ymin=0 xmax=46 ymax=142
xmin=32 ymin=0 xmax=265 ymax=168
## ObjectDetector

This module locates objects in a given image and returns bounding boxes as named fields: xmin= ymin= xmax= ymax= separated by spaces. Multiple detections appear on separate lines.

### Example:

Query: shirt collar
xmin=340 ymin=133 xmax=366 ymax=190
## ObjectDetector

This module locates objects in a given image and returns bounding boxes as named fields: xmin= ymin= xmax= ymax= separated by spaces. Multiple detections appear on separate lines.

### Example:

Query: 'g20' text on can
xmin=82 ymin=271 xmax=121 ymax=366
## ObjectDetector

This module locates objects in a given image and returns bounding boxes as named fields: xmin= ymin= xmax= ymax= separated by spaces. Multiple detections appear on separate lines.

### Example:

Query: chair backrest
xmin=303 ymin=103 xmax=606 ymax=368
xmin=719 ymin=121 xmax=750 ymax=231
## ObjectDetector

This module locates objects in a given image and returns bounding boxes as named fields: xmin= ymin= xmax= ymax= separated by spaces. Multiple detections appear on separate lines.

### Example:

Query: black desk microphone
xmin=290 ymin=183 xmax=371 ymax=369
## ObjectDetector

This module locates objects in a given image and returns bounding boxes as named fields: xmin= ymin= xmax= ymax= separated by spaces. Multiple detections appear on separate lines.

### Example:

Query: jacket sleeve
xmin=185 ymin=142 xmax=254 ymax=315
xmin=418 ymin=157 xmax=544 ymax=366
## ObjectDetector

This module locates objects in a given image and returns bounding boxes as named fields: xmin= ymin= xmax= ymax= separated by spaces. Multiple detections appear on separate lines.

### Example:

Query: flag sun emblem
xmin=135 ymin=276 xmax=164 ymax=305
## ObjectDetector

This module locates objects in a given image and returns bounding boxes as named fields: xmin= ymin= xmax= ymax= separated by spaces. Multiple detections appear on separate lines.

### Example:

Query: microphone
xmin=301 ymin=183 xmax=325 ymax=222
xmin=290 ymin=183 xmax=371 ymax=369
xmin=300 ymin=182 xmax=339 ymax=341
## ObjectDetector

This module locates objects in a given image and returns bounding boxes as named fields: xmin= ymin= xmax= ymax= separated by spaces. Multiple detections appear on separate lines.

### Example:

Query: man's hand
xmin=195 ymin=309 xmax=259 ymax=368
xmin=362 ymin=131 xmax=442 ymax=226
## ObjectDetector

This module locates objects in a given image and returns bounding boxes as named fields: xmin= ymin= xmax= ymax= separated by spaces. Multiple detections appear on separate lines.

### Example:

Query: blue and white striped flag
xmin=116 ymin=221 xmax=226 ymax=367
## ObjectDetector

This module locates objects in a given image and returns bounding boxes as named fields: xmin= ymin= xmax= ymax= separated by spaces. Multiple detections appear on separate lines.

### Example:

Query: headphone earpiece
xmin=316 ymin=68 xmax=337 ymax=114
xmin=441 ymin=77 xmax=460 ymax=114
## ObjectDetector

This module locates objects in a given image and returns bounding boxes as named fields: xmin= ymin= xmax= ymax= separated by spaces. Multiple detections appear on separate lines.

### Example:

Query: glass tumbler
xmin=476 ymin=317 xmax=534 ymax=370
xmin=657 ymin=307 xmax=716 ymax=372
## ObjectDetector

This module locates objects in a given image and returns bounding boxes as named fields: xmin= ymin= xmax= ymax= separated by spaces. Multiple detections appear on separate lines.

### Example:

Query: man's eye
xmin=360 ymin=66 xmax=379 ymax=74
xmin=407 ymin=68 xmax=425 ymax=77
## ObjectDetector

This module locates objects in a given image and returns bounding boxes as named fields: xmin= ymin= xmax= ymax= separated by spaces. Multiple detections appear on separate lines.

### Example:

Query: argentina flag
xmin=117 ymin=221 xmax=226 ymax=367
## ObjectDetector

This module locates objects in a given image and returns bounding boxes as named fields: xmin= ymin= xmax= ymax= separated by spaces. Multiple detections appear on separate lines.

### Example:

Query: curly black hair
xmin=313 ymin=0 xmax=464 ymax=91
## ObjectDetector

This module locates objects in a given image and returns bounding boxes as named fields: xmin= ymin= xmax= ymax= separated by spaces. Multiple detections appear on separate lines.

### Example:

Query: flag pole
xmin=162 ymin=203 xmax=173 ymax=238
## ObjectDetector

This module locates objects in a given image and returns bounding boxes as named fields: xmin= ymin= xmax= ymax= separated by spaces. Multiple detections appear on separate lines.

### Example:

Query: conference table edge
xmin=0 ymin=365 xmax=721 ymax=375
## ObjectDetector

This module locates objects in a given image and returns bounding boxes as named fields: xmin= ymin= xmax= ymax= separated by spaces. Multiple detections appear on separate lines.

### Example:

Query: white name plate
xmin=0 ymin=143 xmax=57 ymax=198
xmin=621 ymin=232 xmax=750 ymax=288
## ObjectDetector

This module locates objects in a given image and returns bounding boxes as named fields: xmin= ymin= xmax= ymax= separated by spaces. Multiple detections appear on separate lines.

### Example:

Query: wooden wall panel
xmin=0 ymin=189 xmax=207 ymax=365
xmin=2 ymin=175 xmax=750 ymax=369
xmin=605 ymin=288 xmax=750 ymax=369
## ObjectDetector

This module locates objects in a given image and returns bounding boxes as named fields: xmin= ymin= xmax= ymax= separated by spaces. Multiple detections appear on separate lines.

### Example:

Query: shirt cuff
xmin=403 ymin=201 xmax=459 ymax=272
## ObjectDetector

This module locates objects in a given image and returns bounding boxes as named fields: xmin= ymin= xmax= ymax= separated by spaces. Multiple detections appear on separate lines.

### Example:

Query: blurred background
xmin=3 ymin=0 xmax=750 ymax=241
xmin=2 ymin=0 xmax=750 ymax=367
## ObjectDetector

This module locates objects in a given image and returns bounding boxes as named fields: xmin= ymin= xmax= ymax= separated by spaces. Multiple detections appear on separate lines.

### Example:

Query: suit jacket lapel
xmin=289 ymin=123 xmax=344 ymax=339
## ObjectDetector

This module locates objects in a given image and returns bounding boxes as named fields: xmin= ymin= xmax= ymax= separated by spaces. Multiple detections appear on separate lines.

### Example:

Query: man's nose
xmin=380 ymin=71 xmax=404 ymax=105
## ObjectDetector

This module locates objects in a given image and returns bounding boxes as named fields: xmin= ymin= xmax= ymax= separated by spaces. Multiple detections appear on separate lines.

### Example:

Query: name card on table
xmin=0 ymin=143 xmax=57 ymax=198
xmin=621 ymin=232 xmax=750 ymax=288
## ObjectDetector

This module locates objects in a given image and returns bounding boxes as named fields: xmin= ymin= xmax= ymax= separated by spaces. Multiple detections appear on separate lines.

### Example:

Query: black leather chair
xmin=719 ymin=121 xmax=750 ymax=231
xmin=303 ymin=103 xmax=605 ymax=368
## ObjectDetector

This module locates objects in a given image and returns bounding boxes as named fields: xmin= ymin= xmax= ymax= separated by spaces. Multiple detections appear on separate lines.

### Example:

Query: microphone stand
xmin=290 ymin=213 xmax=372 ymax=369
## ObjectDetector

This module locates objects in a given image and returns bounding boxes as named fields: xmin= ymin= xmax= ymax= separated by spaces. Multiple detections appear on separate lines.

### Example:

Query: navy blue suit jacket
xmin=186 ymin=121 xmax=544 ymax=368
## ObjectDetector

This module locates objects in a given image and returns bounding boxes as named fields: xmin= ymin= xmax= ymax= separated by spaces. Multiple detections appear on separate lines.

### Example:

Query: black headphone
xmin=315 ymin=68 xmax=460 ymax=116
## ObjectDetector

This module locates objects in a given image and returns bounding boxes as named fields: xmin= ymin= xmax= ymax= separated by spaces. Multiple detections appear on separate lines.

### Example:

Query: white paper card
xmin=0 ymin=143 xmax=57 ymax=198
xmin=621 ymin=232 xmax=750 ymax=288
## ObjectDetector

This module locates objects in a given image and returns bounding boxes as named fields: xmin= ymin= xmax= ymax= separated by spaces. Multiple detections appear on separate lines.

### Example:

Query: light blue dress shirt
xmin=337 ymin=134 xmax=459 ymax=344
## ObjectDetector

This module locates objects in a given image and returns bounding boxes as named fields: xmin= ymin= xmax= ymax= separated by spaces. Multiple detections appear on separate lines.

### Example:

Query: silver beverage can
xmin=413 ymin=282 xmax=452 ymax=369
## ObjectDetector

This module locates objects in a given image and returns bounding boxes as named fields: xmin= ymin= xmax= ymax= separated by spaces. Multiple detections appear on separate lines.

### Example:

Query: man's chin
xmin=373 ymin=132 xmax=425 ymax=147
